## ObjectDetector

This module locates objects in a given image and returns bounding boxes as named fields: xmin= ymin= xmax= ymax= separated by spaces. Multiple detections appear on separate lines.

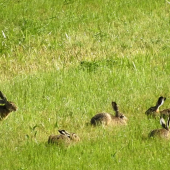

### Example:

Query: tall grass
xmin=1 ymin=0 xmax=170 ymax=169
xmin=1 ymin=0 xmax=170 ymax=79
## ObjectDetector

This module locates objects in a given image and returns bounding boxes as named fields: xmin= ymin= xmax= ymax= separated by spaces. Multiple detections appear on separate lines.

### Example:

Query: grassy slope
xmin=1 ymin=0 xmax=170 ymax=79
xmin=1 ymin=0 xmax=170 ymax=169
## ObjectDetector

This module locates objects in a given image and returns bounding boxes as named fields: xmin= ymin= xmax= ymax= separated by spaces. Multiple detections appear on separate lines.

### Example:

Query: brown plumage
xmin=145 ymin=96 xmax=166 ymax=118
xmin=149 ymin=117 xmax=170 ymax=139
xmin=0 ymin=91 xmax=17 ymax=120
xmin=48 ymin=130 xmax=80 ymax=146
xmin=91 ymin=101 xmax=128 ymax=126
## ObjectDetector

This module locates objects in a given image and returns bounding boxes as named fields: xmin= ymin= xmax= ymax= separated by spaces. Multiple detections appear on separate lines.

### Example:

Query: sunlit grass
xmin=1 ymin=56 xmax=170 ymax=169
xmin=1 ymin=0 xmax=170 ymax=169
xmin=1 ymin=0 xmax=170 ymax=80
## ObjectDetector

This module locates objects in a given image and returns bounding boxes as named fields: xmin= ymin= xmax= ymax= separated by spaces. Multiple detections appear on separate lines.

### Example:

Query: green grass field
xmin=1 ymin=0 xmax=170 ymax=169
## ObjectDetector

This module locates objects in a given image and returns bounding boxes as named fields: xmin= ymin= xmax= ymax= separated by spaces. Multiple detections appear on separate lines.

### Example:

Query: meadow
xmin=1 ymin=0 xmax=170 ymax=169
